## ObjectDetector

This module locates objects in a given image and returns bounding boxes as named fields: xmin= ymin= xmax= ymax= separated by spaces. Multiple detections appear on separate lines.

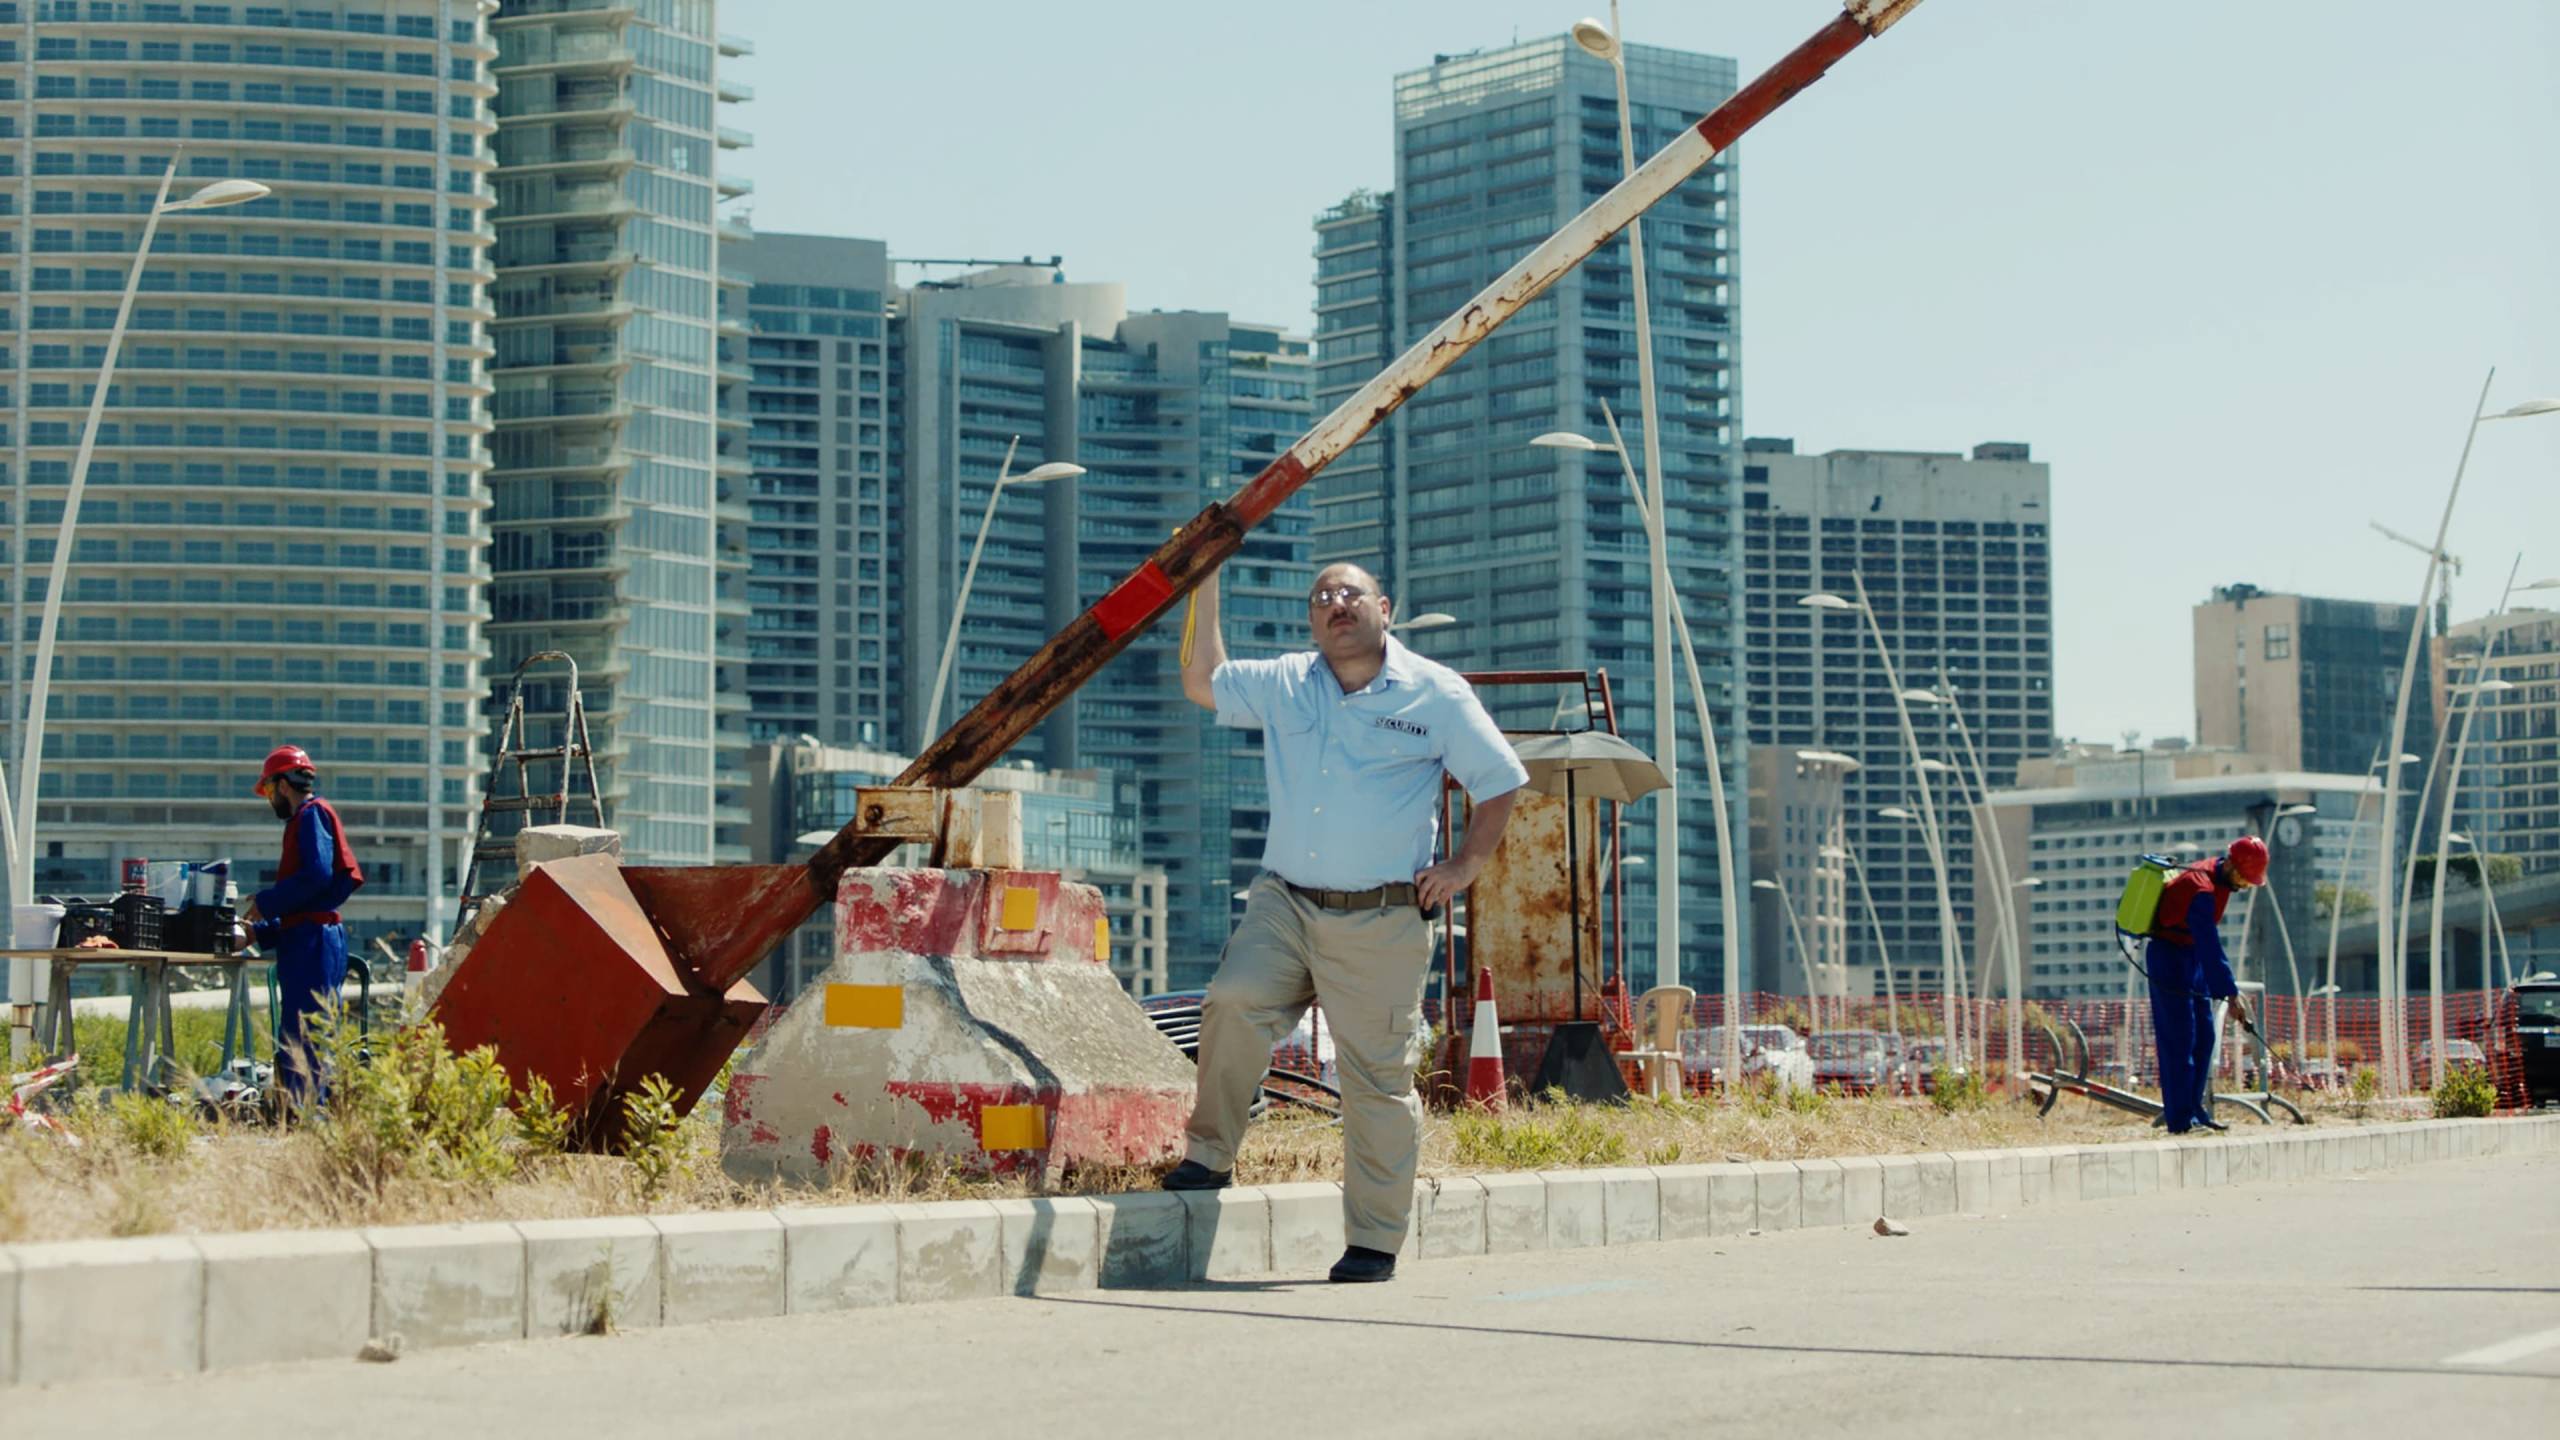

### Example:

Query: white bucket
xmin=12 ymin=904 xmax=66 ymax=950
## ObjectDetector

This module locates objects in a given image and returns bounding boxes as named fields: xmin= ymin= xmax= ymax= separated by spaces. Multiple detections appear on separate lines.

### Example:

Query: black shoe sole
xmin=1328 ymin=1268 xmax=1396 ymax=1284
xmin=1161 ymin=1169 xmax=1231 ymax=1192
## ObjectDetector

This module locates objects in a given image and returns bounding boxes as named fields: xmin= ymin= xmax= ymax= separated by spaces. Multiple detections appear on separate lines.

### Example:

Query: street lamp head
xmin=1877 ymin=806 xmax=1918 ymax=821
xmin=2481 ymin=397 xmax=2560 ymax=421
xmin=1798 ymin=592 xmax=1855 ymax=612
xmin=2012 ymin=876 xmax=2043 ymax=889
xmin=1817 ymin=845 xmax=1849 ymax=860
xmin=2371 ymin=753 xmax=2423 ymax=768
xmin=1529 ymin=430 xmax=1607 ymax=453
xmin=2467 ymin=678 xmax=2517 ymax=693
xmin=1013 ymin=461 xmax=1084 ymax=486
xmin=1619 ymin=854 xmax=1647 ymax=867
xmin=2446 ymin=831 xmax=2473 ymax=846
xmin=1390 ymin=612 xmax=1459 ymax=633
xmin=1914 ymin=758 xmax=1955 ymax=774
xmin=161 ymin=178 xmax=271 ymax=212
xmin=2277 ymin=803 xmax=2320 ymax=817
xmin=1898 ymin=688 xmax=1949 ymax=707
xmin=1570 ymin=17 xmax=1621 ymax=60
xmin=2520 ymin=577 xmax=2560 ymax=593
xmin=1750 ymin=879 xmax=1779 ymax=892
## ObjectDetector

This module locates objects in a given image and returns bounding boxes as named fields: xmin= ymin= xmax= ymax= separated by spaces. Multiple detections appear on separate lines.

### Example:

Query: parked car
xmin=1809 ymin=1029 xmax=1903 ymax=1093
xmin=2516 ymin=981 xmax=2560 ymax=1108
xmin=1680 ymin=1024 xmax=1816 ymax=1092
xmin=2413 ymin=1038 xmax=2487 ymax=1074
xmin=1905 ymin=1039 xmax=1970 ymax=1094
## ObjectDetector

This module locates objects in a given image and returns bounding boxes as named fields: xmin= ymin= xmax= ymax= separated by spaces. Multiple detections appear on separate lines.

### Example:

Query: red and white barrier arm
xmin=819 ymin=0 xmax=1929 ymax=885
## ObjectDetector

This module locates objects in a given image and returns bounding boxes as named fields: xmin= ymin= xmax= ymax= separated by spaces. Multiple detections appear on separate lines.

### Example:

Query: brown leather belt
xmin=1284 ymin=880 xmax=1418 ymax=911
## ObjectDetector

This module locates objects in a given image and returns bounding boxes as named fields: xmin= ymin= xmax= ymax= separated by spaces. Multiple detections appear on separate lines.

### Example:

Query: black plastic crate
xmin=109 ymin=893 xmax=164 ymax=951
xmin=163 ymin=904 xmax=236 ymax=958
xmin=55 ymin=904 xmax=112 ymax=947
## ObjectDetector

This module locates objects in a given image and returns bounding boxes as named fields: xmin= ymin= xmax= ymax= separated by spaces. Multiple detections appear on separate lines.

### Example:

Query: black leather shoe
xmin=1161 ymin=1159 xmax=1231 ymax=1191
xmin=2194 ymin=1116 xmax=2230 ymax=1133
xmin=1328 ymin=1246 xmax=1398 ymax=1283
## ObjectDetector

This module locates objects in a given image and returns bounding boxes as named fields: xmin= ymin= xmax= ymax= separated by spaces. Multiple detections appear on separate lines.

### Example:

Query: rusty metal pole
xmin=650 ymin=2 xmax=1934 ymax=993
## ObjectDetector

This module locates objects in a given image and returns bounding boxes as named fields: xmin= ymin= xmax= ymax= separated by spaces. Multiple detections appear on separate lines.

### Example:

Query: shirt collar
xmin=1311 ymin=636 xmax=1416 ymax=696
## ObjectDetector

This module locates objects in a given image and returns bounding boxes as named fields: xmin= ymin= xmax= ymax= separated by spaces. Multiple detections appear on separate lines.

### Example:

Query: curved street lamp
xmin=9 ymin=168 xmax=276 ymax=1058
xmin=920 ymin=439 xmax=1083 ymax=741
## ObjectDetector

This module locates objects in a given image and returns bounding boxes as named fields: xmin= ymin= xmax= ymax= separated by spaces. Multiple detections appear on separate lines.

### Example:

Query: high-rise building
xmin=486 ymin=0 xmax=750 ymax=866
xmin=854 ymin=266 xmax=1312 ymax=988
xmin=1315 ymin=36 xmax=1745 ymax=989
xmin=2440 ymin=606 xmax=2559 ymax=878
xmin=3 ymin=0 xmax=498 ymax=944
xmin=736 ymin=233 xmax=893 ymax=750
xmin=2194 ymin=584 xmax=2434 ymax=783
xmin=1741 ymin=440 xmax=2054 ymax=998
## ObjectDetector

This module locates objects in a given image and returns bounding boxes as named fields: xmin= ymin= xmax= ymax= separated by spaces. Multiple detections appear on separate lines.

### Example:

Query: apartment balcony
xmin=716 ymin=124 xmax=753 ymax=150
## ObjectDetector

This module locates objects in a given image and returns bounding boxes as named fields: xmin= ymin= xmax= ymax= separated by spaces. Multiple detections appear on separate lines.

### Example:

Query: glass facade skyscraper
xmin=737 ymin=232 xmax=893 ymax=750
xmin=3 ymin=0 xmax=497 ymax=943
xmin=487 ymin=0 xmax=747 ymax=865
xmin=1314 ymin=37 xmax=1744 ymax=990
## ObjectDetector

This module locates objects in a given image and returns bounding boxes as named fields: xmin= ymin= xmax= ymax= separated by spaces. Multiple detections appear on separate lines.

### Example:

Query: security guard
xmin=2148 ymin=836 xmax=2262 ymax=1133
xmin=245 ymin=744 xmax=365 ymax=1110
xmin=1166 ymin=561 xmax=1527 ymax=1283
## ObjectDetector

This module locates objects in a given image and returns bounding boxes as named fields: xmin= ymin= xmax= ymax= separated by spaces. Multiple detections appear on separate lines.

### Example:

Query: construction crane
xmin=2370 ymin=519 xmax=2461 ymax=636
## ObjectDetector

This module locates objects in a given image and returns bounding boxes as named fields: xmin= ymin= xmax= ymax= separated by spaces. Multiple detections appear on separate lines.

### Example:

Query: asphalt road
xmin=17 ymin=1152 xmax=2558 ymax=1437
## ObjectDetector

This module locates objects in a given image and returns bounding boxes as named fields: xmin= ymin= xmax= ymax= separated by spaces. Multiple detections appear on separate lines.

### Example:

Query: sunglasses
xmin=1308 ymin=586 xmax=1372 ymax=607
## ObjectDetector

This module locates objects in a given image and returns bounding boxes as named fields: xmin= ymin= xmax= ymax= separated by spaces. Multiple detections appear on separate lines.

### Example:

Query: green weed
xmin=2431 ymin=1064 xmax=2497 ymax=1119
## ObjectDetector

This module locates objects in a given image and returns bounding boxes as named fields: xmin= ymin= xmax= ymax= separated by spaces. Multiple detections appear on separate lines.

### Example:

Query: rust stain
xmin=1469 ymin=788 xmax=1603 ymax=1025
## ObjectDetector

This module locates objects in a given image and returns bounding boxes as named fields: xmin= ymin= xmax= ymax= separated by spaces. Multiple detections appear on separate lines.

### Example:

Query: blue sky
xmin=725 ymin=0 xmax=2560 ymax=747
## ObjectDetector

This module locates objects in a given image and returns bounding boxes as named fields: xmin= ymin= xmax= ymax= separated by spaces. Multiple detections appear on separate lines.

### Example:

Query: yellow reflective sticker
xmin=999 ymin=885 xmax=1040 ymax=932
xmin=1094 ymin=915 xmax=1111 ymax=964
xmin=980 ymin=1104 xmax=1048 ymax=1151
xmin=822 ymin=983 xmax=903 ymax=1030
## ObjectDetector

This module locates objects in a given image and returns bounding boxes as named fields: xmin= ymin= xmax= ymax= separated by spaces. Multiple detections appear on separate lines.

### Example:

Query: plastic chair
xmin=1626 ymin=984 xmax=1696 ymax=1099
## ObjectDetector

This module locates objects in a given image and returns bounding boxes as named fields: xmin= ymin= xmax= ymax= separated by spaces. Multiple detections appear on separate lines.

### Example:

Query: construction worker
xmin=2148 ymin=835 xmax=2263 ymax=1134
xmin=244 ymin=744 xmax=365 ymax=1111
xmin=1167 ymin=560 xmax=1527 ymax=1283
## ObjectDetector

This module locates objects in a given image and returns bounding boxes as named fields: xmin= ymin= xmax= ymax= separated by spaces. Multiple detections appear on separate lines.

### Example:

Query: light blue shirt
xmin=1213 ymin=637 xmax=1530 ymax=890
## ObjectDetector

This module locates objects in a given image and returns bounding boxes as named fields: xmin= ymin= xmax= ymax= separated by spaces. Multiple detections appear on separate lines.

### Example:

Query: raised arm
xmin=1180 ymin=562 xmax=1228 ymax=712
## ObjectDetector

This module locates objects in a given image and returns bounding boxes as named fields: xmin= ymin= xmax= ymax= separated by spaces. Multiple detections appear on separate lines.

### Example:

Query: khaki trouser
xmin=1185 ymin=871 xmax=1431 ymax=1254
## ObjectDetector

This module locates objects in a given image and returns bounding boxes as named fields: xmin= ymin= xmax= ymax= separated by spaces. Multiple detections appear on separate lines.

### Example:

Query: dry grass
xmin=0 ymin=1072 xmax=2420 ymax=1245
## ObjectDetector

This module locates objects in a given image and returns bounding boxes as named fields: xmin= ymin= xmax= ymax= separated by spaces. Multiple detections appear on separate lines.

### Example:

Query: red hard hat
xmin=2227 ymin=835 xmax=2270 ymax=886
xmin=255 ymin=744 xmax=316 ymax=798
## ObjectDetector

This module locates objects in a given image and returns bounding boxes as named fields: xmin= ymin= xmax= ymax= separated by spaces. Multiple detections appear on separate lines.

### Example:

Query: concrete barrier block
xmin=2241 ymin=1138 xmax=2274 ymax=1184
xmin=1479 ymin=1171 xmax=1549 ymax=1254
xmin=2203 ymin=1142 xmax=2231 ymax=1188
xmin=1750 ymin=1161 xmax=1801 ymax=1232
xmin=1596 ymin=1167 xmax=1660 ymax=1245
xmin=517 ymin=1217 xmax=660 ymax=1337
xmin=1703 ymin=1162 xmax=1759 ymax=1236
xmin=992 ymin=1197 xmax=1099 ymax=1296
xmin=196 ymin=1229 xmax=372 ymax=1369
xmin=1986 ymin=1150 xmax=2023 ymax=1211
xmin=368 ymin=1223 xmax=524 ymax=1351
xmin=1265 ymin=1182 xmax=1346 ymax=1273
xmin=1914 ymin=1153 xmax=1957 ymax=1215
xmin=1091 ymin=1191 xmax=1188 ymax=1289
xmin=2017 ymin=1148 xmax=2050 ymax=1205
xmin=895 ymin=1200 xmax=1006 ymax=1300
xmin=1796 ymin=1158 xmax=1847 ymax=1228
xmin=11 ymin=1237 xmax=202 ymax=1384
xmin=777 ymin=1205 xmax=897 ymax=1313
xmin=2320 ymin=1133 xmax=2346 ymax=1176
xmin=0 ymin=1249 xmax=15 ymax=1388
xmin=2105 ymin=1145 xmax=2138 ymax=1198
xmin=1655 ymin=1165 xmax=1717 ymax=1241
xmin=1835 ymin=1155 xmax=1886 ymax=1223
xmin=654 ymin=1212 xmax=784 ymax=1325
xmin=1415 ymin=1176 xmax=1489 ymax=1259
xmin=1178 ymin=1188 xmax=1269 ymax=1281
xmin=1946 ymin=1151 xmax=1991 ymax=1214
xmin=1540 ymin=1170 xmax=1606 ymax=1249
xmin=1878 ymin=1153 xmax=1924 ymax=1215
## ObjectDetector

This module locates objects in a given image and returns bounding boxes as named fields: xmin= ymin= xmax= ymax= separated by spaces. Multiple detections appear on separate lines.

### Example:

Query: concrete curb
xmin=3 ymin=1113 xmax=2553 ymax=1385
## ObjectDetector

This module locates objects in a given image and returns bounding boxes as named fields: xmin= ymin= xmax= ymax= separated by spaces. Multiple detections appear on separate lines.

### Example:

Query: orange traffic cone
xmin=1465 ymin=965 xmax=1506 ymax=1111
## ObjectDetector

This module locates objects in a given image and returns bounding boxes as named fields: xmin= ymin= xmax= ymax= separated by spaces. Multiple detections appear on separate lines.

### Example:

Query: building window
xmin=2264 ymin=624 xmax=2291 ymax=660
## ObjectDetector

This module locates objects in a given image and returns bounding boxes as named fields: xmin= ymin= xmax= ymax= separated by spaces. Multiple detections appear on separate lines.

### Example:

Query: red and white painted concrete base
xmin=2 ymin=1114 xmax=2553 ymax=1387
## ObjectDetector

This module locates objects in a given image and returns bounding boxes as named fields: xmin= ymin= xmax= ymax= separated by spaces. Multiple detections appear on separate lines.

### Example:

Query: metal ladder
xmin=454 ymin=650 xmax=606 ymax=936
